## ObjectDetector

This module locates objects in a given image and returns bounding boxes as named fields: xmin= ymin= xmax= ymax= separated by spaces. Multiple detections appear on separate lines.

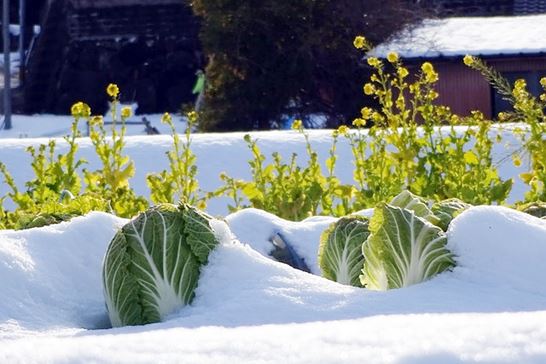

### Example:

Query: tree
xmin=190 ymin=0 xmax=421 ymax=131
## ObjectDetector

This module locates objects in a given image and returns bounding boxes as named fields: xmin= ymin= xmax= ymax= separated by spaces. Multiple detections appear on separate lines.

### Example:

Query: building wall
xmin=430 ymin=55 xmax=546 ymax=119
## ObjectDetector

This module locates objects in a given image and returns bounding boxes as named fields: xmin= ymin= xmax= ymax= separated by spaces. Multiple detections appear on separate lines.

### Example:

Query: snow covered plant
xmin=361 ymin=203 xmax=455 ymax=290
xmin=102 ymin=203 xmax=225 ymax=327
xmin=319 ymin=216 xmax=370 ymax=287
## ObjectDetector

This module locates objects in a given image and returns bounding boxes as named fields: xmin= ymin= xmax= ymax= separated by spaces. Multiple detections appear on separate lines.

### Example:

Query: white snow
xmin=372 ymin=14 xmax=546 ymax=59
xmin=0 ymin=207 xmax=544 ymax=362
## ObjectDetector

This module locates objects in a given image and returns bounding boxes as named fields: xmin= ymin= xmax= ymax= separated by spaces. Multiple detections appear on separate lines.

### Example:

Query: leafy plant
xmin=465 ymin=56 xmax=546 ymax=202
xmin=361 ymin=203 xmax=455 ymax=290
xmin=83 ymin=87 xmax=148 ymax=218
xmin=214 ymin=122 xmax=352 ymax=220
xmin=102 ymin=203 xmax=222 ymax=327
xmin=147 ymin=111 xmax=205 ymax=209
xmin=318 ymin=215 xmax=370 ymax=287
xmin=348 ymin=40 xmax=512 ymax=207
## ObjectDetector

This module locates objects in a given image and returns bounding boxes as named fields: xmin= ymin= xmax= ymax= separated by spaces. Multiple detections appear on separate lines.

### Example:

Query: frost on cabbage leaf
xmin=318 ymin=216 xmax=369 ymax=287
xmin=102 ymin=203 xmax=221 ymax=327
xmin=361 ymin=203 xmax=455 ymax=290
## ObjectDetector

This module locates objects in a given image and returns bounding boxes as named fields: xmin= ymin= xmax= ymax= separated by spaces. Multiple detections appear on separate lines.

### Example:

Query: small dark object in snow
xmin=269 ymin=232 xmax=310 ymax=273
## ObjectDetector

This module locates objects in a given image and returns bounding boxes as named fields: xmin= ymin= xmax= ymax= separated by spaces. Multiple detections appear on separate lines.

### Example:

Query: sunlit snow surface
xmin=0 ymin=206 xmax=545 ymax=363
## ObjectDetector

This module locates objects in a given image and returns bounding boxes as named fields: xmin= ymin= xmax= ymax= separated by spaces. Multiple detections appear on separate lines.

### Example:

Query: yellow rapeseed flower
xmin=107 ymin=83 xmax=120 ymax=98
xmin=363 ymin=83 xmax=375 ymax=95
xmin=353 ymin=36 xmax=366 ymax=49
xmin=360 ymin=107 xmax=373 ymax=119
xmin=540 ymin=94 xmax=546 ymax=102
xmin=187 ymin=111 xmax=198 ymax=123
xmin=161 ymin=112 xmax=172 ymax=124
xmin=337 ymin=125 xmax=349 ymax=136
xmin=121 ymin=106 xmax=132 ymax=120
xmin=291 ymin=119 xmax=303 ymax=130
xmin=90 ymin=115 xmax=104 ymax=126
xmin=70 ymin=101 xmax=91 ymax=118
xmin=387 ymin=52 xmax=399 ymax=63
xmin=367 ymin=57 xmax=380 ymax=67
xmin=397 ymin=67 xmax=409 ymax=78
xmin=71 ymin=102 xmax=82 ymax=117
xmin=81 ymin=103 xmax=91 ymax=118
xmin=421 ymin=62 xmax=434 ymax=74
xmin=512 ymin=155 xmax=522 ymax=167
xmin=352 ymin=118 xmax=367 ymax=128
xmin=540 ymin=77 xmax=546 ymax=88
xmin=463 ymin=55 xmax=474 ymax=67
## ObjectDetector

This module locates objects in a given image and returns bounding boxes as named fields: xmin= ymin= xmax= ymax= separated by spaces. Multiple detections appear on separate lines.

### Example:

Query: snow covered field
xmin=0 ymin=207 xmax=545 ymax=363
xmin=0 ymin=117 xmax=545 ymax=363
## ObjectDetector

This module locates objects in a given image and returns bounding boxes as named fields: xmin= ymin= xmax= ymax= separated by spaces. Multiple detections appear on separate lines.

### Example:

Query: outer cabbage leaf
xmin=318 ymin=216 xmax=369 ymax=287
xmin=431 ymin=198 xmax=472 ymax=231
xmin=102 ymin=203 xmax=220 ymax=327
xmin=389 ymin=190 xmax=439 ymax=225
xmin=361 ymin=203 xmax=454 ymax=290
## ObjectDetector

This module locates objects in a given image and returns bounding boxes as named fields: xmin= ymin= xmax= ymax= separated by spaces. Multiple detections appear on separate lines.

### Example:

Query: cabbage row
xmin=319 ymin=191 xmax=469 ymax=290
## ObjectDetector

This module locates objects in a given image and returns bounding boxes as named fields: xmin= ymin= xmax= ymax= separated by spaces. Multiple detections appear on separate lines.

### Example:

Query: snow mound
xmin=0 ymin=212 xmax=127 ymax=336
xmin=226 ymin=208 xmax=337 ymax=274
xmin=448 ymin=205 xmax=546 ymax=297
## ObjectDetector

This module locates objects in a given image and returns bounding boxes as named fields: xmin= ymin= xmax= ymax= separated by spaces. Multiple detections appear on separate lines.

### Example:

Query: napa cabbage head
xmin=318 ymin=215 xmax=369 ymax=287
xmin=361 ymin=203 xmax=455 ymax=290
xmin=102 ymin=203 xmax=222 ymax=327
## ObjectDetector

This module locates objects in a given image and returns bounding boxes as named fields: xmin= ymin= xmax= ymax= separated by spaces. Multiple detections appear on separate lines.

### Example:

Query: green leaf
xmin=389 ymin=190 xmax=439 ymax=225
xmin=361 ymin=203 xmax=455 ymax=290
xmin=318 ymin=215 xmax=370 ymax=287
xmin=431 ymin=198 xmax=472 ymax=231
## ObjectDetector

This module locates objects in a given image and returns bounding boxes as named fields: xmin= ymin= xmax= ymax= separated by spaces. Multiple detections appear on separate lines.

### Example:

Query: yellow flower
xmin=81 ymin=103 xmax=91 ymax=118
xmin=512 ymin=155 xmax=522 ymax=167
xmin=353 ymin=36 xmax=366 ymax=49
xmin=106 ymin=83 xmax=119 ymax=98
xmin=540 ymin=94 xmax=546 ymax=102
xmin=397 ymin=66 xmax=409 ymax=78
xmin=121 ymin=106 xmax=132 ymax=120
xmin=70 ymin=101 xmax=91 ymax=118
xmin=89 ymin=115 xmax=104 ymax=126
xmin=291 ymin=119 xmax=303 ymax=130
xmin=421 ymin=62 xmax=434 ymax=74
xmin=187 ymin=111 xmax=198 ymax=123
xmin=70 ymin=102 xmax=82 ymax=117
xmin=367 ymin=57 xmax=380 ymax=67
xmin=363 ymin=83 xmax=375 ymax=95
xmin=337 ymin=125 xmax=349 ymax=136
xmin=463 ymin=55 xmax=475 ymax=67
xmin=360 ymin=107 xmax=373 ymax=119
xmin=387 ymin=52 xmax=399 ymax=63
xmin=352 ymin=118 xmax=367 ymax=128
xmin=541 ymin=77 xmax=546 ymax=88
xmin=161 ymin=112 xmax=172 ymax=124
xmin=372 ymin=112 xmax=383 ymax=122
xmin=514 ymin=79 xmax=526 ymax=89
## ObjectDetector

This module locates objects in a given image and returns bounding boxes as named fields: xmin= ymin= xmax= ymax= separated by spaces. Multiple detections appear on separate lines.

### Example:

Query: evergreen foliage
xmin=190 ymin=0 xmax=418 ymax=130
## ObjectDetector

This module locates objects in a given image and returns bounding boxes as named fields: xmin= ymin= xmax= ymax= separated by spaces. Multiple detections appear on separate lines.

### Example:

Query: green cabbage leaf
xmin=431 ymin=198 xmax=472 ymax=231
xmin=318 ymin=215 xmax=370 ymax=287
xmin=361 ymin=203 xmax=454 ymax=290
